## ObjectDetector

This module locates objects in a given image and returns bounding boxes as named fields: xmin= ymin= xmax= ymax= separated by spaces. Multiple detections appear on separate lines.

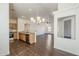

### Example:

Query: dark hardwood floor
xmin=9 ymin=34 xmax=76 ymax=56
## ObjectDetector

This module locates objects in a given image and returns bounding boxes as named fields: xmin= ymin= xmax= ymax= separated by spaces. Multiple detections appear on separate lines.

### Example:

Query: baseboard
xmin=54 ymin=48 xmax=78 ymax=56
xmin=0 ymin=51 xmax=9 ymax=56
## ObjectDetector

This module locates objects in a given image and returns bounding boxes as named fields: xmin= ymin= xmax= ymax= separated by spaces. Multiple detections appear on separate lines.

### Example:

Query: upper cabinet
xmin=9 ymin=19 xmax=17 ymax=30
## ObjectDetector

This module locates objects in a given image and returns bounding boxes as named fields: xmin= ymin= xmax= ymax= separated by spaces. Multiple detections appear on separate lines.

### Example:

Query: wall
xmin=0 ymin=3 xmax=9 ymax=55
xmin=50 ymin=18 xmax=54 ymax=34
xmin=53 ymin=3 xmax=79 ymax=55
xmin=58 ymin=19 xmax=64 ymax=37
xmin=30 ymin=21 xmax=54 ymax=35
xmin=58 ymin=3 xmax=79 ymax=11
xmin=18 ymin=18 xmax=27 ymax=32
xmin=30 ymin=23 xmax=47 ymax=35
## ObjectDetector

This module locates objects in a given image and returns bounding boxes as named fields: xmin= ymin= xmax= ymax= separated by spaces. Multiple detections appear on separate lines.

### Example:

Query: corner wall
xmin=0 ymin=3 xmax=9 ymax=55
xmin=53 ymin=4 xmax=79 ymax=55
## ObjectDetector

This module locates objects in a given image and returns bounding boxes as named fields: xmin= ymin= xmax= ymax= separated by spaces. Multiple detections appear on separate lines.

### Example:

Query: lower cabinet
xmin=25 ymin=34 xmax=30 ymax=44
xmin=29 ymin=33 xmax=36 ymax=44
xmin=19 ymin=33 xmax=26 ymax=42
xmin=13 ymin=32 xmax=17 ymax=39
xmin=19 ymin=32 xmax=36 ymax=44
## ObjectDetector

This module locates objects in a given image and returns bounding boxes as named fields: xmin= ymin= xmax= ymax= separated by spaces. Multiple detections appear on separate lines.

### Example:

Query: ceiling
xmin=10 ymin=3 xmax=58 ymax=21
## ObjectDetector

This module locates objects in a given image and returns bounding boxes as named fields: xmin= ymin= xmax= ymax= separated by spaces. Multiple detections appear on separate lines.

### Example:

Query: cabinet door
xmin=29 ymin=33 xmax=35 ymax=44
xmin=19 ymin=33 xmax=26 ymax=41
xmin=13 ymin=32 xmax=17 ymax=39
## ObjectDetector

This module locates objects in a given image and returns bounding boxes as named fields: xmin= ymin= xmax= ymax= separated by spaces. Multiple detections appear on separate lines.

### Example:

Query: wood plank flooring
xmin=9 ymin=34 xmax=76 ymax=56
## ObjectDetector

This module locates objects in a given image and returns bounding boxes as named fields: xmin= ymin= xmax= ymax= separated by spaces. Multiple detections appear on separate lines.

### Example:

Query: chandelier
xmin=30 ymin=16 xmax=45 ymax=24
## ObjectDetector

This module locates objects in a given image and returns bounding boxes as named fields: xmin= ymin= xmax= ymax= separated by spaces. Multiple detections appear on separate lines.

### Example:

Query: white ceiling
xmin=12 ymin=3 xmax=58 ymax=21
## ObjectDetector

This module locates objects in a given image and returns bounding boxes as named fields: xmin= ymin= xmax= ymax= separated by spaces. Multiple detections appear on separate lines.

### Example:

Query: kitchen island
xmin=13 ymin=32 xmax=36 ymax=44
